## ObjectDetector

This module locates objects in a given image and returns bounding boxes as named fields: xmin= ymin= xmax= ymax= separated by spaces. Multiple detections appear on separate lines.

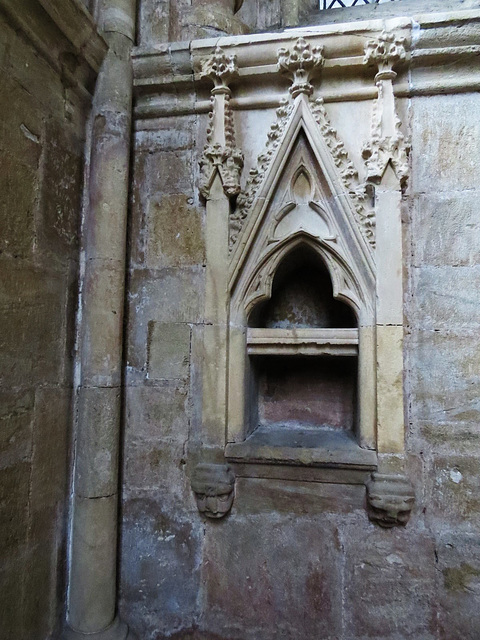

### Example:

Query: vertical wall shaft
xmin=66 ymin=1 xmax=136 ymax=637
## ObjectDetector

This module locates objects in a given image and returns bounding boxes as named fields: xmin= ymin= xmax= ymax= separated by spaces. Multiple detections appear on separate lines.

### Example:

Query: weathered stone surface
xmin=145 ymin=195 xmax=204 ymax=269
xmin=0 ymin=152 xmax=37 ymax=258
xmin=409 ymin=266 xmax=480 ymax=331
xmin=428 ymin=455 xmax=480 ymax=528
xmin=126 ymin=383 xmax=190 ymax=444
xmin=38 ymin=120 xmax=83 ymax=262
xmin=408 ymin=330 xmax=480 ymax=423
xmin=411 ymin=191 xmax=480 ymax=268
xmin=119 ymin=495 xmax=202 ymax=639
xmin=234 ymin=477 xmax=366 ymax=516
xmin=127 ymin=267 xmax=204 ymax=372
xmin=0 ymin=261 xmax=70 ymax=387
xmin=147 ymin=322 xmax=191 ymax=380
xmin=411 ymin=94 xmax=480 ymax=194
xmin=0 ymin=390 xmax=34 ymax=470
xmin=0 ymin=461 xmax=30 ymax=565
xmin=436 ymin=533 xmax=480 ymax=640
xmin=201 ymin=514 xmax=343 ymax=640
xmin=342 ymin=516 xmax=437 ymax=639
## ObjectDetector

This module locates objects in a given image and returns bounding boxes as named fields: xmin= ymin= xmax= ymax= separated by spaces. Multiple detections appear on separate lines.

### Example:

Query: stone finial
xmin=277 ymin=37 xmax=324 ymax=98
xmin=200 ymin=46 xmax=238 ymax=92
xmin=364 ymin=31 xmax=406 ymax=72
xmin=366 ymin=473 xmax=415 ymax=528
xmin=191 ymin=463 xmax=235 ymax=519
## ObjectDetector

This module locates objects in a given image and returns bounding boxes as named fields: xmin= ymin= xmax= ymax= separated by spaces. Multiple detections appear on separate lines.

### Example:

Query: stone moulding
xmin=198 ymin=46 xmax=244 ymax=199
xmin=366 ymin=472 xmax=415 ymax=528
xmin=191 ymin=463 xmax=235 ymax=519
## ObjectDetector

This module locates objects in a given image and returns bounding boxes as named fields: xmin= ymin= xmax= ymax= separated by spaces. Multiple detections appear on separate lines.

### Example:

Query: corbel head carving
xmin=366 ymin=473 xmax=415 ymax=528
xmin=191 ymin=463 xmax=235 ymax=519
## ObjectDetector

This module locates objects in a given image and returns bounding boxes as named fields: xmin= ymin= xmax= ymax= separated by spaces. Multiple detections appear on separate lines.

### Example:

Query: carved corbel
xmin=277 ymin=37 xmax=324 ymax=98
xmin=199 ymin=46 xmax=244 ymax=199
xmin=362 ymin=31 xmax=410 ymax=186
xmin=191 ymin=463 xmax=235 ymax=519
xmin=366 ymin=472 xmax=415 ymax=528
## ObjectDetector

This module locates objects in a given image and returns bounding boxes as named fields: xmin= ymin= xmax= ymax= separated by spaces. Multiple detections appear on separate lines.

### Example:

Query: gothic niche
xmin=247 ymin=245 xmax=359 ymax=449
xmin=225 ymin=114 xmax=377 ymax=472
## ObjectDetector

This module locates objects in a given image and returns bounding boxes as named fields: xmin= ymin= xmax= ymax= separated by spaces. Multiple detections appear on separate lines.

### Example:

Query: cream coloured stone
xmin=147 ymin=322 xmax=191 ymax=380
xmin=376 ymin=324 xmax=405 ymax=454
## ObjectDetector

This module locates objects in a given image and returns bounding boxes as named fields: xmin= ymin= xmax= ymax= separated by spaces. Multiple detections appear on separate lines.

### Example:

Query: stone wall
xmin=121 ymin=9 xmax=480 ymax=640
xmin=0 ymin=3 xmax=105 ymax=639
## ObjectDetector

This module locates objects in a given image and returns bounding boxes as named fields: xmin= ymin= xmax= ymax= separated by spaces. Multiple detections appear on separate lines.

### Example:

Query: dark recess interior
xmin=249 ymin=245 xmax=358 ymax=433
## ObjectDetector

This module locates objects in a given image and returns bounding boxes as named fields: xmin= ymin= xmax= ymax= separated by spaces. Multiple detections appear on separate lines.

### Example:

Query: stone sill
xmin=247 ymin=328 xmax=358 ymax=356
xmin=225 ymin=425 xmax=377 ymax=480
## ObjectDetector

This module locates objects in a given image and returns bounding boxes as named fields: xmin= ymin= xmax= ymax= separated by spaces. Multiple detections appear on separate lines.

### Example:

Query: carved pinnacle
xmin=277 ymin=37 xmax=324 ymax=98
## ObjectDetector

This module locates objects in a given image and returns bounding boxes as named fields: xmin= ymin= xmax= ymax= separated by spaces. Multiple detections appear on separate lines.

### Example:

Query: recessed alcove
xmin=226 ymin=245 xmax=376 ymax=475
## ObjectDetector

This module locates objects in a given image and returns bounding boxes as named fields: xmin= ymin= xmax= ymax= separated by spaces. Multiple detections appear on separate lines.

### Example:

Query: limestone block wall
xmin=121 ymin=7 xmax=480 ymax=639
xmin=0 ymin=3 xmax=105 ymax=639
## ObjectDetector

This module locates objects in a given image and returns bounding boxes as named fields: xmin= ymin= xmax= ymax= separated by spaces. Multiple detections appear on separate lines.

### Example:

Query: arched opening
xmin=246 ymin=245 xmax=359 ymax=439
xmin=248 ymin=245 xmax=357 ymax=329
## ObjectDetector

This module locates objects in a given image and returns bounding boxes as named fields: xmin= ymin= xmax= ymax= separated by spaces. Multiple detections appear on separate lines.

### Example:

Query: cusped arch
xmin=235 ymin=231 xmax=366 ymax=323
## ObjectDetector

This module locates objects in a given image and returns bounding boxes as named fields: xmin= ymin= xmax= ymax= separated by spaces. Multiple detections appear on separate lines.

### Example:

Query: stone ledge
xmin=226 ymin=424 xmax=377 ymax=480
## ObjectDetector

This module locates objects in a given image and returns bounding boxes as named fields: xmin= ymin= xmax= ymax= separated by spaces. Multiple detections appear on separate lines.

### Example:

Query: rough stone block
xmin=234 ymin=477 xmax=366 ymax=516
xmin=125 ymin=383 xmax=190 ymax=444
xmin=145 ymin=150 xmax=194 ymax=196
xmin=411 ymin=191 xmax=480 ymax=267
xmin=38 ymin=119 xmax=83 ymax=262
xmin=127 ymin=267 xmax=204 ymax=372
xmin=135 ymin=117 xmax=195 ymax=153
xmin=123 ymin=440 xmax=193 ymax=513
xmin=0 ymin=461 xmax=30 ymax=564
xmin=147 ymin=322 xmax=191 ymax=380
xmin=409 ymin=266 xmax=480 ymax=331
xmin=30 ymin=388 xmax=70 ymax=510
xmin=0 ymin=75 xmax=43 ymax=170
xmin=0 ymin=152 xmax=37 ymax=258
xmin=436 ymin=533 xmax=480 ymax=640
xmin=201 ymin=515 xmax=343 ymax=640
xmin=342 ymin=516 xmax=437 ymax=639
xmin=429 ymin=455 xmax=480 ymax=528
xmin=0 ymin=262 xmax=69 ymax=387
xmin=119 ymin=495 xmax=202 ymax=639
xmin=0 ymin=389 xmax=34 ymax=470
xmin=408 ymin=329 xmax=480 ymax=423
xmin=146 ymin=194 xmax=204 ymax=269
xmin=411 ymin=93 xmax=480 ymax=194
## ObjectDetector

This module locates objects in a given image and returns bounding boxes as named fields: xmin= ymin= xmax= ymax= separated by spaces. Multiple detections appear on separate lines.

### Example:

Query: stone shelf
xmin=246 ymin=328 xmax=359 ymax=357
xmin=225 ymin=424 xmax=377 ymax=471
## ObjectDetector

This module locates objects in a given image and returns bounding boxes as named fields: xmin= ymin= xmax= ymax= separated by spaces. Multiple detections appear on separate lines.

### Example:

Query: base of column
xmin=63 ymin=616 xmax=138 ymax=640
